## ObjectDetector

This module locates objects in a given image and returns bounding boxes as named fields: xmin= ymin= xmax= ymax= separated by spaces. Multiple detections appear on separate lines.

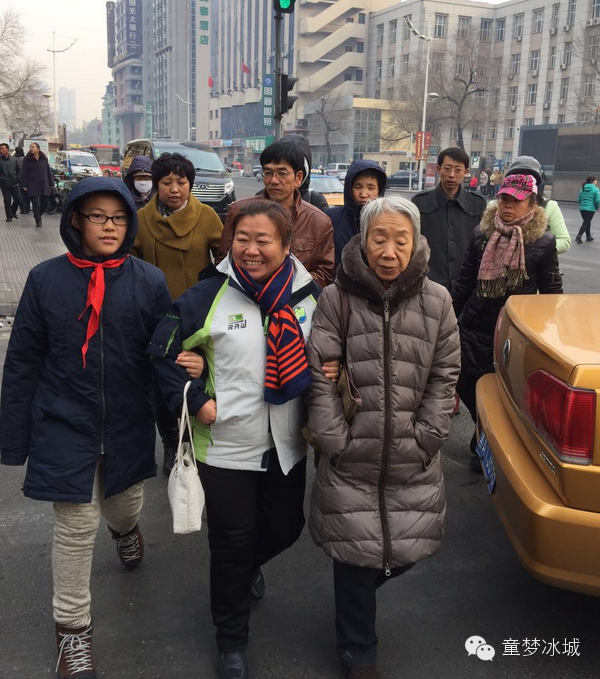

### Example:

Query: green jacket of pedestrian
xmin=577 ymin=182 xmax=600 ymax=213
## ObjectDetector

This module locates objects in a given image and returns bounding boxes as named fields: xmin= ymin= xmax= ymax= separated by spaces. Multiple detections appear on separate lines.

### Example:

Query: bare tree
xmin=311 ymin=92 xmax=347 ymax=166
xmin=0 ymin=8 xmax=48 ymax=135
xmin=571 ymin=30 xmax=600 ymax=120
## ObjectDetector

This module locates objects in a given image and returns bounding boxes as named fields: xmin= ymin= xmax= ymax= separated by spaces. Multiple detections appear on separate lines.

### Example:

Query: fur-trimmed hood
xmin=336 ymin=232 xmax=430 ymax=305
xmin=480 ymin=203 xmax=548 ymax=245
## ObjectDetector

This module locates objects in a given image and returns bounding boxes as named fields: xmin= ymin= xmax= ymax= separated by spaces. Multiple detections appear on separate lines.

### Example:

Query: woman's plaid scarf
xmin=231 ymin=256 xmax=311 ymax=404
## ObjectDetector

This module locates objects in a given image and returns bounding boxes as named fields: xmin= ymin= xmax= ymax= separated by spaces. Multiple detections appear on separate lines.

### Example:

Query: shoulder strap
xmin=337 ymin=286 xmax=350 ymax=361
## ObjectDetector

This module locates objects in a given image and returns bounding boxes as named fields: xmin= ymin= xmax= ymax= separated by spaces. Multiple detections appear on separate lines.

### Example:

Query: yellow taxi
xmin=309 ymin=174 xmax=344 ymax=207
xmin=476 ymin=294 xmax=600 ymax=596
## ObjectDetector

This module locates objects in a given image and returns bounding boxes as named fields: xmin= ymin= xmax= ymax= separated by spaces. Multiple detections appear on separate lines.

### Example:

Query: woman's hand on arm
xmin=322 ymin=359 xmax=341 ymax=383
xmin=176 ymin=350 xmax=205 ymax=379
xmin=196 ymin=398 xmax=217 ymax=424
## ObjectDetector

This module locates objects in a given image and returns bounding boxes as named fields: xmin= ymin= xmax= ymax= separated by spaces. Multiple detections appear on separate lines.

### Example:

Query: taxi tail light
xmin=493 ymin=306 xmax=505 ymax=364
xmin=522 ymin=370 xmax=596 ymax=464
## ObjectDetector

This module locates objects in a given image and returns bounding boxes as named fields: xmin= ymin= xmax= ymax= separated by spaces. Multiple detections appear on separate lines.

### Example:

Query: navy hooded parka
xmin=327 ymin=159 xmax=387 ymax=270
xmin=0 ymin=178 xmax=172 ymax=502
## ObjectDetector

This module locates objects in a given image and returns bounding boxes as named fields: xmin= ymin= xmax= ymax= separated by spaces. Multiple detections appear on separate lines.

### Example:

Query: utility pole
xmin=274 ymin=11 xmax=282 ymax=140
xmin=47 ymin=32 xmax=77 ymax=140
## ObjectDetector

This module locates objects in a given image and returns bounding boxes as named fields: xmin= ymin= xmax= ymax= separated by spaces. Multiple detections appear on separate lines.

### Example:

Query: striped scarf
xmin=231 ymin=256 xmax=311 ymax=405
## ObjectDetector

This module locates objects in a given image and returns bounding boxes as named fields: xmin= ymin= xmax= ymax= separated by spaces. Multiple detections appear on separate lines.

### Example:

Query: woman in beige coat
xmin=306 ymin=195 xmax=460 ymax=679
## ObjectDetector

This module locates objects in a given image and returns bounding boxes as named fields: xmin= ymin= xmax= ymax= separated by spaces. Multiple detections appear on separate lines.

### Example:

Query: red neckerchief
xmin=67 ymin=252 xmax=129 ymax=368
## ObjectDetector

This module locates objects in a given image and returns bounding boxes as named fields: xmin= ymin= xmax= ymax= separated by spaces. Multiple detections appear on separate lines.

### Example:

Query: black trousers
xmin=30 ymin=195 xmax=48 ymax=224
xmin=1 ymin=184 xmax=22 ymax=219
xmin=334 ymin=560 xmax=414 ymax=668
xmin=578 ymin=210 xmax=595 ymax=239
xmin=198 ymin=453 xmax=306 ymax=652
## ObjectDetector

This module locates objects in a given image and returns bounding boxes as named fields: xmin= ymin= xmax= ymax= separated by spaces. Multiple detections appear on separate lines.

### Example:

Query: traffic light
xmin=274 ymin=0 xmax=296 ymax=13
xmin=278 ymin=73 xmax=298 ymax=116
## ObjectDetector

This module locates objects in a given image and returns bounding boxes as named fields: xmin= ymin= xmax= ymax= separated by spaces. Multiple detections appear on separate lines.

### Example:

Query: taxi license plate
xmin=476 ymin=431 xmax=496 ymax=494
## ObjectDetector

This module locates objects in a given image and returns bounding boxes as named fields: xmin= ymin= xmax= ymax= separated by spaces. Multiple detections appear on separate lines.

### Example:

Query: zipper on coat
xmin=379 ymin=300 xmax=393 ymax=576
xmin=100 ymin=309 xmax=106 ymax=455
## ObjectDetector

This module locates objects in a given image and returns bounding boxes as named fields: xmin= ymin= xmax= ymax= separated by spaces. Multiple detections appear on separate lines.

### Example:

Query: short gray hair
xmin=360 ymin=195 xmax=421 ymax=251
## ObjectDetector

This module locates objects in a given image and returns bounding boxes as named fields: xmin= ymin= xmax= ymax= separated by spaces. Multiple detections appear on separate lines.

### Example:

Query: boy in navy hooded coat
xmin=0 ymin=178 xmax=171 ymax=678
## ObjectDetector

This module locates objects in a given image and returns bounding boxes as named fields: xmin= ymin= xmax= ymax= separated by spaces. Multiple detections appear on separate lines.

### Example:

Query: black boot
xmin=217 ymin=652 xmax=249 ymax=679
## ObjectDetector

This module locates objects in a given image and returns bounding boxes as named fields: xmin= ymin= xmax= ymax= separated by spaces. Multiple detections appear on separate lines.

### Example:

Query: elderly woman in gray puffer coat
xmin=306 ymin=195 xmax=461 ymax=679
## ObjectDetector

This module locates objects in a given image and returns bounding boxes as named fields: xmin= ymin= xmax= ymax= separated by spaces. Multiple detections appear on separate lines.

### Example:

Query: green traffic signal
xmin=274 ymin=0 xmax=295 ymax=13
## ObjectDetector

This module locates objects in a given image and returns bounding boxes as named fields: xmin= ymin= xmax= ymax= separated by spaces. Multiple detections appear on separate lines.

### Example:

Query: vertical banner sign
xmin=126 ymin=0 xmax=140 ymax=55
xmin=145 ymin=101 xmax=154 ymax=137
xmin=415 ymin=131 xmax=424 ymax=160
xmin=106 ymin=2 xmax=116 ymax=68
xmin=423 ymin=131 xmax=432 ymax=158
xmin=262 ymin=74 xmax=275 ymax=130
xmin=199 ymin=0 xmax=209 ymax=44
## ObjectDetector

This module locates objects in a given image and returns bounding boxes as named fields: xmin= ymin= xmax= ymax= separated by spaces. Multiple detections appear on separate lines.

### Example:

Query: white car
xmin=54 ymin=151 xmax=102 ymax=178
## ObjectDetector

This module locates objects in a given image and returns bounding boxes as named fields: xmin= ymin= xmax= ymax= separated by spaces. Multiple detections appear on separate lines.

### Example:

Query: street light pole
xmin=404 ymin=17 xmax=433 ymax=192
xmin=47 ymin=32 xmax=77 ymax=140
xmin=175 ymin=93 xmax=192 ymax=140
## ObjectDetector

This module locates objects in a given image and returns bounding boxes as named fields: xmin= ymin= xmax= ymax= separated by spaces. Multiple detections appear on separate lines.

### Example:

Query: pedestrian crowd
xmin=0 ymin=138 xmax=574 ymax=679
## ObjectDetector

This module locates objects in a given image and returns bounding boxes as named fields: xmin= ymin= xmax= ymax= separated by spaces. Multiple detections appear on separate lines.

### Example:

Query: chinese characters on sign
xmin=502 ymin=638 xmax=580 ymax=657
xmin=126 ymin=0 xmax=140 ymax=53
xmin=415 ymin=131 xmax=432 ymax=161
xmin=199 ymin=0 xmax=209 ymax=44
xmin=244 ymin=136 xmax=275 ymax=153
xmin=262 ymin=74 xmax=275 ymax=130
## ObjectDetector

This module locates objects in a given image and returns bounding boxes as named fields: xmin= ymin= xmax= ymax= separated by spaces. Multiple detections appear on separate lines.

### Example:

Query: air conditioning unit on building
xmin=531 ymin=70 xmax=539 ymax=77
xmin=508 ymin=73 xmax=514 ymax=80
xmin=510 ymin=105 xmax=517 ymax=111
xmin=564 ymin=25 xmax=571 ymax=31
xmin=595 ymin=18 xmax=600 ymax=24
xmin=549 ymin=27 xmax=558 ymax=35
xmin=516 ymin=35 xmax=522 ymax=42
xmin=543 ymin=102 xmax=550 ymax=109
xmin=587 ymin=19 xmax=594 ymax=26
xmin=559 ymin=98 xmax=566 ymax=105
xmin=560 ymin=63 xmax=567 ymax=70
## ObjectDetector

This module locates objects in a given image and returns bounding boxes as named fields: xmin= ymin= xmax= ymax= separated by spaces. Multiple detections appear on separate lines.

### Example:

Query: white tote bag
xmin=167 ymin=381 xmax=205 ymax=534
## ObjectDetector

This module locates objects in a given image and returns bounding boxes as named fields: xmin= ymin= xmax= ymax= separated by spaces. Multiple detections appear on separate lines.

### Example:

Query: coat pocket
xmin=210 ymin=380 xmax=267 ymax=445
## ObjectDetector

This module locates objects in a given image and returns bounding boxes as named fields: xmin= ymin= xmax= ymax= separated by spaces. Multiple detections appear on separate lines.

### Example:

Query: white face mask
xmin=134 ymin=180 xmax=152 ymax=194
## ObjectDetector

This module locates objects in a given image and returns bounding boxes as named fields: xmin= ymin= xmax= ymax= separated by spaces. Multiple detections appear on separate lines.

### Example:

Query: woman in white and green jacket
xmin=576 ymin=175 xmax=600 ymax=243
xmin=148 ymin=199 xmax=329 ymax=679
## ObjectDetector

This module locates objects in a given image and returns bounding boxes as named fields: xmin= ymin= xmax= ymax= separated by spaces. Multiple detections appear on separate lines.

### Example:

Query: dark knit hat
xmin=506 ymin=155 xmax=542 ymax=185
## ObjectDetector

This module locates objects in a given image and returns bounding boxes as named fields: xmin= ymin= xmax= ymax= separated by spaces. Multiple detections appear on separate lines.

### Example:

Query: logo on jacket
xmin=294 ymin=306 xmax=307 ymax=323
xmin=228 ymin=313 xmax=246 ymax=330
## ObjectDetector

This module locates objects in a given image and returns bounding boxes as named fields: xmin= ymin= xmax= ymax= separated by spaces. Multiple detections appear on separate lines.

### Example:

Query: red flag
xmin=241 ymin=61 xmax=251 ymax=75
xmin=208 ymin=75 xmax=214 ymax=87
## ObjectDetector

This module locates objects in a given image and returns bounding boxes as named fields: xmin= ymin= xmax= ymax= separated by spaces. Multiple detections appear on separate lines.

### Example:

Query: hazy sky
xmin=5 ymin=0 xmax=111 ymax=127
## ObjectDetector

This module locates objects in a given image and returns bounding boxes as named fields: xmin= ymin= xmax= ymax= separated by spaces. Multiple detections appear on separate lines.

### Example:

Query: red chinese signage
xmin=415 ymin=131 xmax=432 ymax=160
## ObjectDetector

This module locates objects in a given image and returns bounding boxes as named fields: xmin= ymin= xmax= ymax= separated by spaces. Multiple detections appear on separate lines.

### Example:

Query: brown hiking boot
xmin=109 ymin=523 xmax=144 ymax=570
xmin=55 ymin=621 xmax=95 ymax=678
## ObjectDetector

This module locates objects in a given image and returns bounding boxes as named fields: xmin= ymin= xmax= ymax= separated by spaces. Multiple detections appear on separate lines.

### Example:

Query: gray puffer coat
xmin=306 ymin=234 xmax=460 ymax=571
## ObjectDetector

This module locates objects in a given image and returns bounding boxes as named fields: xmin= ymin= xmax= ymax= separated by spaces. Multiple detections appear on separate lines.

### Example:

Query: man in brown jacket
xmin=217 ymin=140 xmax=334 ymax=288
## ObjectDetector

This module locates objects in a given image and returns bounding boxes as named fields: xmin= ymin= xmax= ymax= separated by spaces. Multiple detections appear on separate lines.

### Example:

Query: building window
xmin=475 ymin=90 xmax=486 ymax=107
xmin=358 ymin=13 xmax=366 ymax=24
xmin=494 ymin=57 xmax=503 ymax=78
xmin=450 ymin=125 xmax=459 ymax=138
xmin=593 ymin=0 xmax=600 ymax=19
xmin=389 ymin=20 xmax=397 ymax=43
xmin=472 ymin=122 xmax=482 ymax=139
xmin=544 ymin=116 xmax=550 ymax=124
xmin=344 ymin=71 xmax=353 ymax=81
xmin=376 ymin=24 xmax=384 ymax=46
xmin=376 ymin=60 xmax=382 ymax=80
xmin=357 ymin=41 xmax=365 ymax=53
xmin=564 ymin=42 xmax=572 ymax=65
xmin=549 ymin=46 xmax=556 ymax=69
xmin=545 ymin=80 xmax=554 ymax=102
xmin=530 ymin=50 xmax=540 ymax=71
xmin=431 ymin=52 xmax=444 ymax=74
xmin=355 ymin=69 xmax=363 ymax=82
xmin=514 ymin=14 xmax=524 ymax=39
xmin=402 ymin=54 xmax=410 ymax=74
xmin=584 ymin=74 xmax=596 ymax=97
xmin=527 ymin=83 xmax=538 ymax=105
xmin=480 ymin=19 xmax=493 ymax=42
xmin=509 ymin=86 xmax=519 ymax=107
xmin=560 ymin=77 xmax=569 ymax=99
xmin=567 ymin=0 xmax=576 ymax=26
xmin=491 ymin=88 xmax=500 ymax=107
xmin=511 ymin=53 xmax=521 ymax=75
xmin=488 ymin=121 xmax=498 ymax=139
xmin=496 ymin=18 xmax=506 ymax=42
xmin=346 ymin=16 xmax=355 ymax=23
xmin=388 ymin=57 xmax=395 ymax=77
xmin=354 ymin=108 xmax=382 ymax=155
xmin=532 ymin=9 xmax=544 ymax=33
xmin=581 ymin=112 xmax=594 ymax=122
xmin=434 ymin=14 xmax=447 ymax=38
xmin=458 ymin=16 xmax=471 ymax=40
xmin=586 ymin=35 xmax=600 ymax=60
xmin=345 ymin=45 xmax=353 ymax=53
xmin=505 ymin=151 xmax=513 ymax=163
xmin=506 ymin=120 xmax=515 ymax=139
xmin=478 ymin=58 xmax=488 ymax=78
xmin=455 ymin=56 xmax=466 ymax=77
xmin=558 ymin=114 xmax=566 ymax=123
xmin=551 ymin=4 xmax=560 ymax=29
xmin=524 ymin=117 xmax=535 ymax=126
xmin=403 ymin=15 xmax=411 ymax=39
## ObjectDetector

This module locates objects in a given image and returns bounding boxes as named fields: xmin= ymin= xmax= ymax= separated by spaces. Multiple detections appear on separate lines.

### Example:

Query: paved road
xmin=1 ymin=185 xmax=600 ymax=678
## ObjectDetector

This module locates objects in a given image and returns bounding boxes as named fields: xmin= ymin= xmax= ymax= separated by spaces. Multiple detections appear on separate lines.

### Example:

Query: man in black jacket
xmin=0 ymin=143 xmax=22 ymax=222
xmin=412 ymin=147 xmax=486 ymax=291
